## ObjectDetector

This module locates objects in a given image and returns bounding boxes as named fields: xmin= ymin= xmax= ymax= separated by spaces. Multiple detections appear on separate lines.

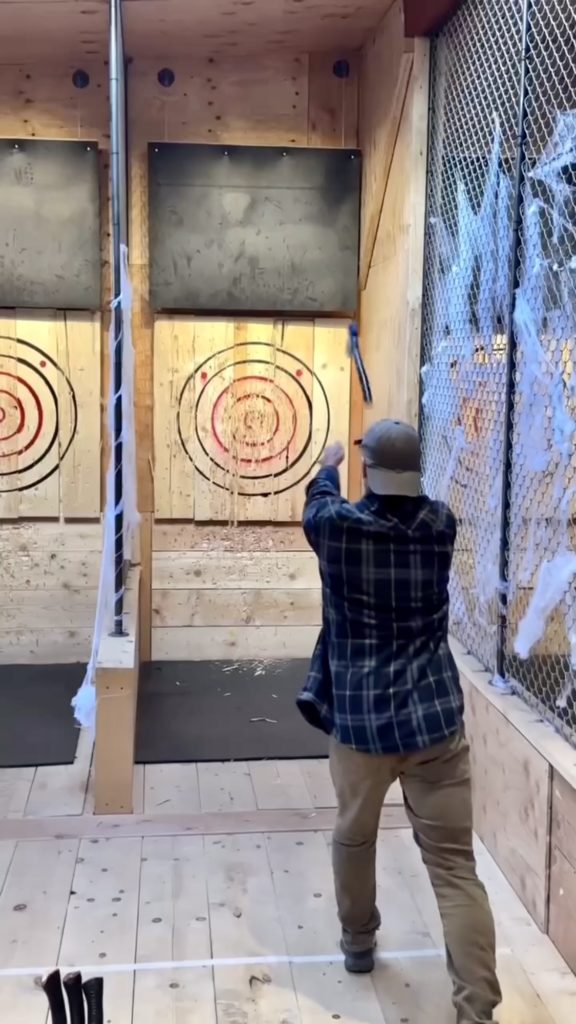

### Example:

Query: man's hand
xmin=321 ymin=442 xmax=345 ymax=468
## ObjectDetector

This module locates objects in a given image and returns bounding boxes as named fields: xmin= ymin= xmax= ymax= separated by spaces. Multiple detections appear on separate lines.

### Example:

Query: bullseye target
xmin=0 ymin=336 xmax=77 ymax=493
xmin=178 ymin=342 xmax=330 ymax=496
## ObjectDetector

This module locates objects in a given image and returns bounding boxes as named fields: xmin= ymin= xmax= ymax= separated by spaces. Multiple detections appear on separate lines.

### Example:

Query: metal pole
xmin=109 ymin=0 xmax=127 ymax=634
xmin=496 ymin=0 xmax=532 ymax=680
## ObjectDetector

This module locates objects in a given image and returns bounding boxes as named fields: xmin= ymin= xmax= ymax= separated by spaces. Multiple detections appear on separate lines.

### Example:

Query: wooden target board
xmin=154 ymin=319 xmax=351 ymax=521
xmin=0 ymin=312 xmax=101 ymax=519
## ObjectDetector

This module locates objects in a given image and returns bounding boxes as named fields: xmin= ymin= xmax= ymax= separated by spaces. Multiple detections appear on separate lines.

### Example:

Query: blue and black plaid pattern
xmin=297 ymin=467 xmax=464 ymax=754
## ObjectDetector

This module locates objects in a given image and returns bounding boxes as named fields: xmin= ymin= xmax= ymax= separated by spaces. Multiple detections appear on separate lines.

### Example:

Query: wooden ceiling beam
xmin=0 ymin=1 xmax=465 ymax=68
xmin=403 ymin=0 xmax=463 ymax=37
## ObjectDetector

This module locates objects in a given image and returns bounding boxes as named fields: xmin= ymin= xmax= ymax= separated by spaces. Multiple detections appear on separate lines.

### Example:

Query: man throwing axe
xmin=297 ymin=420 xmax=502 ymax=1024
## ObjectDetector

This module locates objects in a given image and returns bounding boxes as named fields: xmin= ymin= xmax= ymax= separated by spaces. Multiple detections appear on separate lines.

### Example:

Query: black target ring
xmin=0 ymin=336 xmax=78 ymax=493
xmin=195 ymin=361 xmax=314 ymax=481
xmin=177 ymin=342 xmax=331 ymax=497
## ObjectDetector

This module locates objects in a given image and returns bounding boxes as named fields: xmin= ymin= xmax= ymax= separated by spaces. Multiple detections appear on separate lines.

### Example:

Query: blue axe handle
xmin=348 ymin=323 xmax=373 ymax=406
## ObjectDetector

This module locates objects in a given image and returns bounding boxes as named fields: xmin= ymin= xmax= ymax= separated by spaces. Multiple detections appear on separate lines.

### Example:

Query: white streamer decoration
xmin=72 ymin=245 xmax=140 ymax=729
xmin=512 ymin=111 xmax=576 ymax=689
xmin=422 ymin=123 xmax=508 ymax=646
xmin=423 ymin=108 xmax=576 ymax=702
xmin=515 ymin=552 xmax=576 ymax=660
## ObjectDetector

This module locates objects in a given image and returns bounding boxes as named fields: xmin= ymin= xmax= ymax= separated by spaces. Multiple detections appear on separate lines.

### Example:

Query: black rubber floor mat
xmin=0 ymin=664 xmax=82 ymax=767
xmin=135 ymin=660 xmax=328 ymax=763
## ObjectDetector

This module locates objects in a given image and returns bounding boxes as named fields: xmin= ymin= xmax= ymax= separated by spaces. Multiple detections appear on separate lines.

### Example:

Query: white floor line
xmin=0 ymin=947 xmax=512 ymax=980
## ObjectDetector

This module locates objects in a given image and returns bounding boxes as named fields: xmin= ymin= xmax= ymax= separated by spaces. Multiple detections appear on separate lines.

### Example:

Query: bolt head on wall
xmin=332 ymin=59 xmax=350 ymax=80
xmin=157 ymin=68 xmax=176 ymax=88
xmin=72 ymin=69 xmax=90 ymax=89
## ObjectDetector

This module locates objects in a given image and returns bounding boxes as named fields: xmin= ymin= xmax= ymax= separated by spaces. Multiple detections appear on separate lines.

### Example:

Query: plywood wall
xmin=462 ymin=671 xmax=551 ymax=930
xmin=129 ymin=50 xmax=359 ymax=659
xmin=360 ymin=40 xmax=428 ymax=429
xmin=0 ymin=33 xmax=428 ymax=666
xmin=122 ymin=0 xmax=393 ymax=59
xmin=0 ymin=50 xmax=362 ymax=664
xmin=350 ymin=1 xmax=429 ymax=496
xmin=457 ymin=650 xmax=576 ymax=974
xmin=153 ymin=318 xmax=350 ymax=522
xmin=0 ymin=63 xmax=108 ymax=664
xmin=129 ymin=51 xmax=359 ymax=517
xmin=0 ymin=522 xmax=101 ymax=663
xmin=152 ymin=524 xmax=320 ymax=661
xmin=0 ymin=312 xmax=101 ymax=520
xmin=549 ymin=771 xmax=576 ymax=972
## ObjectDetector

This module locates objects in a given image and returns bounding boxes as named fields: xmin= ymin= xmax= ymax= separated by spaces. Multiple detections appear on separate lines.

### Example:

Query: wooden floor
xmin=0 ymin=732 xmax=401 ymax=818
xmin=0 ymin=747 xmax=574 ymax=1023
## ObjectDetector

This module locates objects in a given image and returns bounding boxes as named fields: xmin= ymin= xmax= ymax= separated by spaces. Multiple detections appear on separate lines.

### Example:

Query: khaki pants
xmin=330 ymin=729 xmax=502 ymax=1024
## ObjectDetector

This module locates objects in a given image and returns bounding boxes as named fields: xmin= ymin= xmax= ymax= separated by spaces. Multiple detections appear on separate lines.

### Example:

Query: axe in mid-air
xmin=348 ymin=322 xmax=373 ymax=406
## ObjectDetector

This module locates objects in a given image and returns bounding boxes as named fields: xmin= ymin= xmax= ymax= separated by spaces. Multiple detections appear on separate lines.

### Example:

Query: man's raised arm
xmin=302 ymin=442 xmax=346 ymax=549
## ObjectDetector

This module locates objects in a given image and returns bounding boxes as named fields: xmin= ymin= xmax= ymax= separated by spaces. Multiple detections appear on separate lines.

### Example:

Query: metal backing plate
xmin=149 ymin=143 xmax=361 ymax=314
xmin=0 ymin=140 xmax=101 ymax=310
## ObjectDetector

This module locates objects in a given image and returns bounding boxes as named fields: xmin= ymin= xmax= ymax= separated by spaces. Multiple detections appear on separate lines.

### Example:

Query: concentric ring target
xmin=178 ymin=342 xmax=330 ymax=496
xmin=0 ymin=336 xmax=77 ymax=493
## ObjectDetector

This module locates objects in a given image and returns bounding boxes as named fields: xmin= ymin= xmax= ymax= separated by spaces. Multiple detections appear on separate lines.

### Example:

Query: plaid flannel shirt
xmin=296 ymin=466 xmax=464 ymax=754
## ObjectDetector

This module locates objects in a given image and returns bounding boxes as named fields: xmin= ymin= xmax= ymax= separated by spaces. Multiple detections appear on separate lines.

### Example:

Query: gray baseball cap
xmin=356 ymin=419 xmax=421 ymax=496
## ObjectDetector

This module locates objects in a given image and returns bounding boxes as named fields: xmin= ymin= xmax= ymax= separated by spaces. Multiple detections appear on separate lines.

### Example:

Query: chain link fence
xmin=421 ymin=0 xmax=576 ymax=746
xmin=421 ymin=0 xmax=523 ymax=669
xmin=505 ymin=0 xmax=576 ymax=742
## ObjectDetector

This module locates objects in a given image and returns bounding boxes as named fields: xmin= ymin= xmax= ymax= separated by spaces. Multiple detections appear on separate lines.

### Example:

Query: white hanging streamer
xmin=511 ymin=110 xmax=576 ymax=686
xmin=514 ymin=552 xmax=576 ymax=660
xmin=72 ymin=245 xmax=140 ymax=729
xmin=119 ymin=246 xmax=140 ymax=561
xmin=423 ymin=122 xmax=507 ymax=640
xmin=423 ymin=103 xmax=576 ymax=712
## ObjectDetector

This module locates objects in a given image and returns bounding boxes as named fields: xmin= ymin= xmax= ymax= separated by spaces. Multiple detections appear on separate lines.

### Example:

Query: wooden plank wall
xmin=549 ymin=772 xmax=576 ymax=972
xmin=457 ymin=649 xmax=576 ymax=975
xmin=351 ymin=0 xmax=429 ymax=497
xmin=0 ymin=33 xmax=428 ymax=664
xmin=461 ymin=671 xmax=551 ymax=930
xmin=128 ymin=51 xmax=359 ymax=660
xmin=153 ymin=318 xmax=351 ymax=522
xmin=122 ymin=0 xmax=396 ymax=58
xmin=0 ymin=522 xmax=101 ymax=663
xmin=94 ymin=567 xmax=141 ymax=814
xmin=0 ymin=63 xmax=108 ymax=664
xmin=0 ymin=312 xmax=101 ymax=520
xmin=129 ymin=51 xmax=359 ymax=516
xmin=152 ymin=525 xmax=321 ymax=661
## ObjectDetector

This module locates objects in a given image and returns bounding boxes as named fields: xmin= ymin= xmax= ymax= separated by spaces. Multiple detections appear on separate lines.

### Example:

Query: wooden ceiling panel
xmin=0 ymin=0 xmax=464 ymax=68
xmin=123 ymin=0 xmax=396 ymax=59
xmin=404 ymin=0 xmax=463 ymax=36
xmin=0 ymin=1 xmax=108 ymax=64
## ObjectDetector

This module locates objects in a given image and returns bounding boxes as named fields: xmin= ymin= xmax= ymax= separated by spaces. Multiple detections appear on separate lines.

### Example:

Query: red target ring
xmin=229 ymin=393 xmax=281 ymax=450
xmin=0 ymin=388 xmax=25 ymax=442
xmin=210 ymin=376 xmax=297 ymax=465
xmin=0 ymin=337 xmax=77 ymax=493
xmin=178 ymin=342 xmax=330 ymax=497
xmin=0 ymin=373 xmax=44 ymax=455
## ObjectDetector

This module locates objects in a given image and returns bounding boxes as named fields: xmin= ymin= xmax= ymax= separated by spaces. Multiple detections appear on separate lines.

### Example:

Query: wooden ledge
xmin=93 ymin=566 xmax=141 ymax=815
xmin=450 ymin=636 xmax=576 ymax=795
xmin=0 ymin=804 xmax=409 ymax=842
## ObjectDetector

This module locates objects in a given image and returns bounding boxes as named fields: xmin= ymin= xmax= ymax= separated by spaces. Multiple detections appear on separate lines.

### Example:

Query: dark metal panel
xmin=0 ymin=140 xmax=101 ymax=310
xmin=148 ymin=143 xmax=361 ymax=314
